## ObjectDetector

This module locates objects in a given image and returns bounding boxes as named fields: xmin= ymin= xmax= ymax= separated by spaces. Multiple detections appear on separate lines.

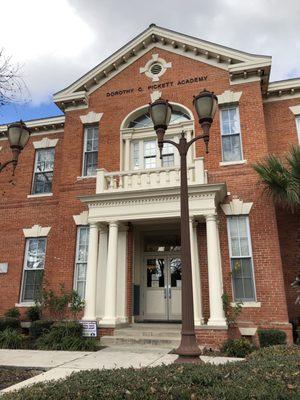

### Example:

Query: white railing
xmin=96 ymin=157 xmax=207 ymax=194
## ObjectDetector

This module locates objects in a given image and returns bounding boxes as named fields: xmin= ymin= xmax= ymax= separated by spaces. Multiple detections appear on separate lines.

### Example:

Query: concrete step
xmin=101 ymin=335 xmax=180 ymax=348
xmin=114 ymin=329 xmax=181 ymax=338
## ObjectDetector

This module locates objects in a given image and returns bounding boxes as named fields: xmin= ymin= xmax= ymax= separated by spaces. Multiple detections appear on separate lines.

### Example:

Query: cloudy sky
xmin=1 ymin=0 xmax=299 ymax=123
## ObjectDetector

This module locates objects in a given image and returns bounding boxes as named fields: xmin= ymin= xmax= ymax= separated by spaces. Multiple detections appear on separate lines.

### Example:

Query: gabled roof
xmin=53 ymin=24 xmax=272 ymax=110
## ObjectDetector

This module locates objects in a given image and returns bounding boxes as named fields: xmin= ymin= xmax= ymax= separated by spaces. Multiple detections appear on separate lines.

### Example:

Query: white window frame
xmin=20 ymin=237 xmax=47 ymax=303
xmin=227 ymin=216 xmax=256 ymax=302
xmin=73 ymin=226 xmax=89 ymax=299
xmin=220 ymin=106 xmax=244 ymax=163
xmin=32 ymin=148 xmax=55 ymax=195
xmin=82 ymin=125 xmax=99 ymax=177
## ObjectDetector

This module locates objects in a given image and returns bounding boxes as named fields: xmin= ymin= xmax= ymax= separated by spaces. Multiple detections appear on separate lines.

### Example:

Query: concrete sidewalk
xmin=0 ymin=347 xmax=242 ymax=395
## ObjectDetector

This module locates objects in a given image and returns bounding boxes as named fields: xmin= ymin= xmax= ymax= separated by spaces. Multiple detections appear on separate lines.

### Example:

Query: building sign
xmin=106 ymin=75 xmax=208 ymax=97
xmin=79 ymin=320 xmax=97 ymax=337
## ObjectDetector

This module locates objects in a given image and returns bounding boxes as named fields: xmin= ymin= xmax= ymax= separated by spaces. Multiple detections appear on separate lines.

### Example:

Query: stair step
xmin=114 ymin=330 xmax=181 ymax=338
xmin=101 ymin=335 xmax=180 ymax=348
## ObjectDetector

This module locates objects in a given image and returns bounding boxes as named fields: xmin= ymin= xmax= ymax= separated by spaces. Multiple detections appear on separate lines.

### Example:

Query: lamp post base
xmin=174 ymin=356 xmax=203 ymax=364
xmin=174 ymin=331 xmax=202 ymax=363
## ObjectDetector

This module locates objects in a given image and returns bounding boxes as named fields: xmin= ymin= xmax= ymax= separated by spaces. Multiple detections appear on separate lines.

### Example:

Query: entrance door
xmin=143 ymin=254 xmax=182 ymax=321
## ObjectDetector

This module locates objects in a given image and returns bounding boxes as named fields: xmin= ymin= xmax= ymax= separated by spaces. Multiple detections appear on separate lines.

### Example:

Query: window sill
xmin=231 ymin=301 xmax=261 ymax=308
xmin=27 ymin=193 xmax=53 ymax=198
xmin=15 ymin=302 xmax=36 ymax=307
xmin=77 ymin=176 xmax=97 ymax=180
xmin=219 ymin=160 xmax=247 ymax=167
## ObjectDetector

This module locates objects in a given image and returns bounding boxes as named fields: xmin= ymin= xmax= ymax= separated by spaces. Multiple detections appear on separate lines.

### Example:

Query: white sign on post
xmin=79 ymin=320 xmax=97 ymax=337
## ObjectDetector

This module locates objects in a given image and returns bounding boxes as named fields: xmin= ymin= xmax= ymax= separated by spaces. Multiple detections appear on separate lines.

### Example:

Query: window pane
xmin=146 ymin=259 xmax=164 ymax=288
xmin=33 ymin=172 xmax=53 ymax=194
xmin=36 ymin=149 xmax=54 ymax=172
xmin=84 ymin=152 xmax=97 ymax=176
xmin=231 ymin=258 xmax=255 ymax=301
xmin=22 ymin=268 xmax=44 ymax=301
xmin=222 ymin=134 xmax=242 ymax=161
xmin=33 ymin=149 xmax=54 ymax=194
xmin=26 ymin=238 xmax=46 ymax=270
xmin=162 ymin=154 xmax=174 ymax=167
xmin=132 ymin=142 xmax=140 ymax=169
xmin=74 ymin=227 xmax=89 ymax=298
xmin=170 ymin=258 xmax=182 ymax=287
xmin=83 ymin=126 xmax=98 ymax=176
xmin=144 ymin=141 xmax=156 ymax=157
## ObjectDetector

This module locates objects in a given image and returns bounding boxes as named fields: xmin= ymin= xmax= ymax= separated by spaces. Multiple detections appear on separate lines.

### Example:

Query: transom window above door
xmin=128 ymin=109 xmax=191 ymax=129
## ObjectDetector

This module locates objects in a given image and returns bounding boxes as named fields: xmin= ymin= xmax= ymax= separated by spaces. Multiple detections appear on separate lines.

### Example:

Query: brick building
xmin=0 ymin=25 xmax=299 ymax=347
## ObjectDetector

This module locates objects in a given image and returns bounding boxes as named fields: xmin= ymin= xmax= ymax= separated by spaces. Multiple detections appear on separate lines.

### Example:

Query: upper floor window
xmin=220 ymin=107 xmax=243 ymax=162
xmin=74 ymin=226 xmax=89 ymax=298
xmin=21 ymin=237 xmax=46 ymax=302
xmin=128 ymin=109 xmax=191 ymax=129
xmin=227 ymin=216 xmax=256 ymax=302
xmin=32 ymin=148 xmax=55 ymax=194
xmin=83 ymin=125 xmax=98 ymax=176
xmin=296 ymin=116 xmax=300 ymax=143
xmin=132 ymin=139 xmax=175 ymax=170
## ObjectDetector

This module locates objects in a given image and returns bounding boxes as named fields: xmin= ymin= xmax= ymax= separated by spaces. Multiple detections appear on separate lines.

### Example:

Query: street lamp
xmin=0 ymin=121 xmax=30 ymax=174
xmin=149 ymin=89 xmax=218 ymax=362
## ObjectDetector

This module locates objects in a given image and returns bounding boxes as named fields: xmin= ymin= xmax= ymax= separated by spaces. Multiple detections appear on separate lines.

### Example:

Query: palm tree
xmin=253 ymin=145 xmax=300 ymax=211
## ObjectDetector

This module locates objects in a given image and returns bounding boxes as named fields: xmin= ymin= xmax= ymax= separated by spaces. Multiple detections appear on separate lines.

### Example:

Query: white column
xmin=96 ymin=225 xmax=108 ymax=318
xmin=206 ymin=214 xmax=227 ymax=326
xmin=124 ymin=139 xmax=130 ymax=171
xmin=190 ymin=217 xmax=203 ymax=326
xmin=83 ymin=222 xmax=99 ymax=320
xmin=101 ymin=221 xmax=119 ymax=325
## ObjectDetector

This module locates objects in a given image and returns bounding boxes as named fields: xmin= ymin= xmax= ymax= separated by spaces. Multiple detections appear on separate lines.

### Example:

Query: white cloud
xmin=1 ymin=0 xmax=299 ymax=105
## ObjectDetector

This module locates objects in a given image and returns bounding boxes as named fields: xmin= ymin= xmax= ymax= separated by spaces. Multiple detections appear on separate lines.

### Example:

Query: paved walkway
xmin=0 ymin=347 xmax=242 ymax=395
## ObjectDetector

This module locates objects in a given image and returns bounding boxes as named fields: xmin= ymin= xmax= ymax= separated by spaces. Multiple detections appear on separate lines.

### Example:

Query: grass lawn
xmin=2 ymin=346 xmax=300 ymax=399
xmin=0 ymin=367 xmax=42 ymax=390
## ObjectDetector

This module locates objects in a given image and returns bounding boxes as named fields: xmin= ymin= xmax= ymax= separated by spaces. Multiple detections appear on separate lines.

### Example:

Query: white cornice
xmin=33 ymin=137 xmax=59 ymax=149
xmin=23 ymin=224 xmax=51 ymax=238
xmin=73 ymin=211 xmax=88 ymax=226
xmin=264 ymin=78 xmax=300 ymax=102
xmin=0 ymin=116 xmax=65 ymax=133
xmin=53 ymin=25 xmax=271 ymax=108
xmin=221 ymin=198 xmax=253 ymax=215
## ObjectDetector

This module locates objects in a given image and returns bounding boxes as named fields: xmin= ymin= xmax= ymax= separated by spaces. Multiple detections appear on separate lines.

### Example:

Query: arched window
xmin=128 ymin=108 xmax=191 ymax=129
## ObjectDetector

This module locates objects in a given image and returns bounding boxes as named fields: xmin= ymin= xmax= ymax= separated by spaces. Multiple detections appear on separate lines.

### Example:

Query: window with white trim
xmin=21 ymin=238 xmax=46 ymax=302
xmin=220 ymin=107 xmax=243 ymax=162
xmin=32 ymin=148 xmax=55 ymax=194
xmin=83 ymin=125 xmax=98 ymax=176
xmin=227 ymin=216 xmax=256 ymax=301
xmin=74 ymin=226 xmax=89 ymax=298
xmin=296 ymin=116 xmax=300 ymax=143
xmin=131 ymin=139 xmax=175 ymax=170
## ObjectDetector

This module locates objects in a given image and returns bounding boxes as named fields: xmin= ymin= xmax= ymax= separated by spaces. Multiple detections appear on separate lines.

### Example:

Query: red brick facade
xmin=0 ymin=26 xmax=299 ymax=347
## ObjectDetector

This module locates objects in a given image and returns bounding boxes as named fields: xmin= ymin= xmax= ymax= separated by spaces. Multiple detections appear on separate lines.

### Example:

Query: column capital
xmin=89 ymin=222 xmax=99 ymax=229
xmin=206 ymin=214 xmax=217 ymax=222
xmin=189 ymin=216 xmax=198 ymax=228
xmin=108 ymin=220 xmax=119 ymax=228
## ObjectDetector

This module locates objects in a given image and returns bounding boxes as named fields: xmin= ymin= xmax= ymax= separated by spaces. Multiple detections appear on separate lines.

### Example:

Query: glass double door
xmin=143 ymin=254 xmax=182 ymax=321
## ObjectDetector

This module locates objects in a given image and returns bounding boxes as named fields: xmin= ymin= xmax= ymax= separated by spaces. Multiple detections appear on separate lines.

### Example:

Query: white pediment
xmin=23 ymin=225 xmax=51 ymax=238
xmin=73 ymin=211 xmax=88 ymax=226
xmin=53 ymin=25 xmax=271 ymax=110
xmin=217 ymin=90 xmax=242 ymax=105
xmin=33 ymin=137 xmax=59 ymax=149
xmin=221 ymin=197 xmax=253 ymax=215
xmin=289 ymin=104 xmax=300 ymax=115
xmin=80 ymin=111 xmax=103 ymax=124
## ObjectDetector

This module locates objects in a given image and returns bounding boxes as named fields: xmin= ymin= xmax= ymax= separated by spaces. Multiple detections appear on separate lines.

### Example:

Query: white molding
xmin=231 ymin=302 xmax=261 ymax=308
xmin=289 ymin=105 xmax=300 ymax=115
xmin=23 ymin=224 xmax=51 ymax=238
xmin=139 ymin=53 xmax=172 ymax=81
xmin=33 ymin=137 xmax=58 ymax=149
xmin=80 ymin=111 xmax=103 ymax=124
xmin=219 ymin=160 xmax=247 ymax=167
xmin=27 ymin=193 xmax=53 ymax=199
xmin=217 ymin=90 xmax=242 ymax=105
xmin=15 ymin=302 xmax=36 ymax=308
xmin=238 ymin=327 xmax=257 ymax=336
xmin=221 ymin=197 xmax=253 ymax=215
xmin=77 ymin=175 xmax=97 ymax=180
xmin=150 ymin=90 xmax=162 ymax=102
xmin=73 ymin=211 xmax=88 ymax=226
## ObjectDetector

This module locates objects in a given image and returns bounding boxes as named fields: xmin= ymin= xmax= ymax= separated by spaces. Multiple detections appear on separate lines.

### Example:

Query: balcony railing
xmin=96 ymin=157 xmax=207 ymax=194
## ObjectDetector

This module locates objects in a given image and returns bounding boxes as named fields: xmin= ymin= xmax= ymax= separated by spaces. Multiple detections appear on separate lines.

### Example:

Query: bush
xmin=2 ymin=346 xmax=300 ymax=400
xmin=221 ymin=338 xmax=254 ymax=358
xmin=4 ymin=307 xmax=20 ymax=319
xmin=258 ymin=329 xmax=287 ymax=347
xmin=29 ymin=320 xmax=53 ymax=339
xmin=0 ymin=328 xmax=25 ymax=349
xmin=36 ymin=321 xmax=97 ymax=351
xmin=0 ymin=317 xmax=21 ymax=332
xmin=26 ymin=306 xmax=41 ymax=322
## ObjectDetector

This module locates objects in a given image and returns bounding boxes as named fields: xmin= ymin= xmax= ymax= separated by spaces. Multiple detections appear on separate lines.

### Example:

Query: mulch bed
xmin=0 ymin=367 xmax=42 ymax=390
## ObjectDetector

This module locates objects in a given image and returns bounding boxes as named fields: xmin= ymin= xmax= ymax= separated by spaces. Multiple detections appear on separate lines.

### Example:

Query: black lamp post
xmin=0 ymin=121 xmax=30 ymax=174
xmin=149 ymin=89 xmax=218 ymax=362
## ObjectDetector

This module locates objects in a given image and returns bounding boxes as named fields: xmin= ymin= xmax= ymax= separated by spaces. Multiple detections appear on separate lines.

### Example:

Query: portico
xmin=79 ymin=171 xmax=227 ymax=331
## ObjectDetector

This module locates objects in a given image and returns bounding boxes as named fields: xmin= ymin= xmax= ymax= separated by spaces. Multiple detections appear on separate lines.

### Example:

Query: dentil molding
xmin=80 ymin=111 xmax=103 ymax=124
xmin=73 ymin=211 xmax=88 ymax=225
xmin=217 ymin=90 xmax=242 ymax=105
xmin=33 ymin=137 xmax=59 ymax=149
xmin=221 ymin=197 xmax=253 ymax=215
xmin=23 ymin=224 xmax=51 ymax=238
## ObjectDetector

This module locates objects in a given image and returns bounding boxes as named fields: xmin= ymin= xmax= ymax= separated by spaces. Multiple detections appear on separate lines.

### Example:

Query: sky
xmin=0 ymin=0 xmax=299 ymax=124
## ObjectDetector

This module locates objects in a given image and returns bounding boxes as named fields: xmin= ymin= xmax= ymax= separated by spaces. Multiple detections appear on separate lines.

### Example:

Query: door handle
xmin=168 ymin=285 xmax=171 ymax=299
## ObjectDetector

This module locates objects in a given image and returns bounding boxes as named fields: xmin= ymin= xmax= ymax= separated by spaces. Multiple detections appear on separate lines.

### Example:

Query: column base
xmin=82 ymin=315 xmax=97 ymax=321
xmin=207 ymin=318 xmax=227 ymax=328
xmin=98 ymin=318 xmax=118 ymax=327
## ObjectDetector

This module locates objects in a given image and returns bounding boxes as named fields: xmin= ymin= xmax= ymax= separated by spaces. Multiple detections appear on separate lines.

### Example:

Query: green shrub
xmin=2 ymin=346 xmax=300 ymax=400
xmin=258 ymin=329 xmax=287 ymax=347
xmin=59 ymin=336 xmax=98 ymax=351
xmin=29 ymin=320 xmax=53 ymax=339
xmin=0 ymin=317 xmax=21 ymax=332
xmin=221 ymin=338 xmax=254 ymax=358
xmin=0 ymin=328 xmax=25 ymax=349
xmin=26 ymin=306 xmax=41 ymax=322
xmin=4 ymin=307 xmax=20 ymax=319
